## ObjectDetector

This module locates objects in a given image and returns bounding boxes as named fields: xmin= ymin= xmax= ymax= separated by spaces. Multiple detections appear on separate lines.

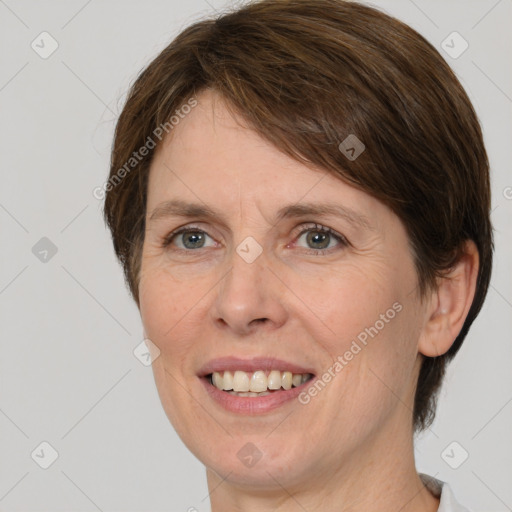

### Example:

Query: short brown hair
xmin=103 ymin=0 xmax=493 ymax=432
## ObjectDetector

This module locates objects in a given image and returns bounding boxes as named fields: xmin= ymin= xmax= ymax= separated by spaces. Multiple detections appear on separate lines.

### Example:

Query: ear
xmin=418 ymin=240 xmax=479 ymax=357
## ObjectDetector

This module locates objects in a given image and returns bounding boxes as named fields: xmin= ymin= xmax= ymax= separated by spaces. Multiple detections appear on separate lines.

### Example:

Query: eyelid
xmin=290 ymin=222 xmax=345 ymax=240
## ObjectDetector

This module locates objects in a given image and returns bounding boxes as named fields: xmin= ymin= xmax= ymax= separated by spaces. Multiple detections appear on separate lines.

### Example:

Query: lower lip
xmin=200 ymin=376 xmax=315 ymax=414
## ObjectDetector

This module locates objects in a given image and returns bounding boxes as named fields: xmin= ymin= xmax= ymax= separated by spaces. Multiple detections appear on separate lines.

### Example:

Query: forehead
xmin=149 ymin=90 xmax=310 ymax=187
xmin=146 ymin=89 xmax=387 ymax=226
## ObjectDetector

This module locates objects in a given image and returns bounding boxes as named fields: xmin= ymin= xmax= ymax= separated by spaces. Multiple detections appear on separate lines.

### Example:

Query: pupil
xmin=184 ymin=232 xmax=204 ymax=248
xmin=308 ymin=231 xmax=329 ymax=249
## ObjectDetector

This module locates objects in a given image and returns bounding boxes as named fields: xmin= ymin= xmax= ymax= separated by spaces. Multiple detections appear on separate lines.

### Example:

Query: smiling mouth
xmin=207 ymin=370 xmax=315 ymax=397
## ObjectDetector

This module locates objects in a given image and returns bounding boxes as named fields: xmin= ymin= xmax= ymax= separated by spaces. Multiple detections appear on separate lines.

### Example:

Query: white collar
xmin=419 ymin=473 xmax=472 ymax=512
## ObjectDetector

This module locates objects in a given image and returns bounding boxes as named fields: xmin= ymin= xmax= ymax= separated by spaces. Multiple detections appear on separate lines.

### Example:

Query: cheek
xmin=138 ymin=269 xmax=200 ymax=406
xmin=139 ymin=264 xmax=200 ymax=340
xmin=138 ymin=267 xmax=207 ymax=433
xmin=295 ymin=260 xmax=419 ymax=405
xmin=287 ymin=262 xmax=394 ymax=351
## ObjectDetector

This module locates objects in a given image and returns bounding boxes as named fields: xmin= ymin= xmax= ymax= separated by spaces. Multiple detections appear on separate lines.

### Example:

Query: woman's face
xmin=139 ymin=89 xmax=427 ymax=490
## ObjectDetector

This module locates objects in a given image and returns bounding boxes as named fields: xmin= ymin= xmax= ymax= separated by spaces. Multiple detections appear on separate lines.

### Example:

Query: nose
xmin=211 ymin=243 xmax=288 ymax=336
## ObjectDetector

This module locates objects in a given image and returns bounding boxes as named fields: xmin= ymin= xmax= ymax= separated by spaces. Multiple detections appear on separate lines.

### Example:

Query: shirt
xmin=419 ymin=473 xmax=472 ymax=512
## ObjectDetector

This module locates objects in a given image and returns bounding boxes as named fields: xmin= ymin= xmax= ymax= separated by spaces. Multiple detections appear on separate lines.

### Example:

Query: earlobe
xmin=418 ymin=240 xmax=480 ymax=357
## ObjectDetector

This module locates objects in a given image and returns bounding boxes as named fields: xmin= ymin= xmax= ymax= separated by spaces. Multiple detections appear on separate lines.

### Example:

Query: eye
xmin=161 ymin=222 xmax=348 ymax=255
xmin=293 ymin=223 xmax=348 ymax=254
xmin=162 ymin=226 xmax=216 ymax=251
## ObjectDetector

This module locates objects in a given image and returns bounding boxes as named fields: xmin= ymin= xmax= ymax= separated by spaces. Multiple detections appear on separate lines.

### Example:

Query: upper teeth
xmin=211 ymin=370 xmax=312 ymax=392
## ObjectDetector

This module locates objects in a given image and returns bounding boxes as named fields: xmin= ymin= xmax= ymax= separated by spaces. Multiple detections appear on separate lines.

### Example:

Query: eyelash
xmin=161 ymin=223 xmax=348 ymax=255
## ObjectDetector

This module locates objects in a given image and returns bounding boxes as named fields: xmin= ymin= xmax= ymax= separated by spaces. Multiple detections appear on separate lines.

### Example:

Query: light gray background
xmin=0 ymin=0 xmax=511 ymax=510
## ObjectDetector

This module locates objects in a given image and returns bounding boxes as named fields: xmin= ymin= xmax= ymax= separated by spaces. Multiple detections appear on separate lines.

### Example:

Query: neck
xmin=205 ymin=411 xmax=440 ymax=512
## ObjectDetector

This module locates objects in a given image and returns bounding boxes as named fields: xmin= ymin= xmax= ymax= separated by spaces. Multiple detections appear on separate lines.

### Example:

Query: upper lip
xmin=197 ymin=356 xmax=316 ymax=377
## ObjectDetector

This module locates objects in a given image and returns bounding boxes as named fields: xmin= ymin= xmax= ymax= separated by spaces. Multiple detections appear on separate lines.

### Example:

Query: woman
xmin=103 ymin=0 xmax=493 ymax=510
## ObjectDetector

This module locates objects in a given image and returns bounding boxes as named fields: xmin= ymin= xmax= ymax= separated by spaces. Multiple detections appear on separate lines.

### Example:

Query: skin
xmin=138 ymin=89 xmax=479 ymax=512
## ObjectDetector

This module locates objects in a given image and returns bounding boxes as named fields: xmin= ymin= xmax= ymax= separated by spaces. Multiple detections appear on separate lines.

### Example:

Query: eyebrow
xmin=148 ymin=199 xmax=374 ymax=231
